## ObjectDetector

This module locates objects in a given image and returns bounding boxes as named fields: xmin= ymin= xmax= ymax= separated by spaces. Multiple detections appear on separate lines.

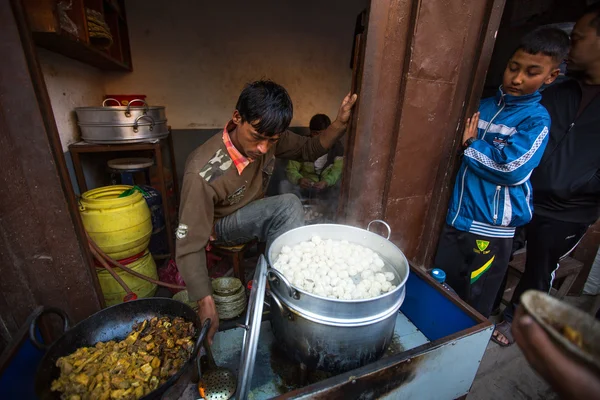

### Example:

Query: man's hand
xmin=335 ymin=92 xmax=359 ymax=126
xmin=197 ymin=295 xmax=219 ymax=345
xmin=462 ymin=111 xmax=480 ymax=145
xmin=319 ymin=93 xmax=358 ymax=150
xmin=512 ymin=305 xmax=600 ymax=399
xmin=299 ymin=178 xmax=313 ymax=189
xmin=313 ymin=181 xmax=328 ymax=190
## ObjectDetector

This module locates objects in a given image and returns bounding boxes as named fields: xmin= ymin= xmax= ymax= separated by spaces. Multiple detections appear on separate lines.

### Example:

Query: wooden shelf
xmin=23 ymin=0 xmax=133 ymax=71
xmin=33 ymin=31 xmax=131 ymax=71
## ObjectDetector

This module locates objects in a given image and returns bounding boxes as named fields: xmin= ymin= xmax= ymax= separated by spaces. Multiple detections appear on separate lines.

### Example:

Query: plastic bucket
xmin=80 ymin=185 xmax=152 ymax=259
xmin=96 ymin=250 xmax=158 ymax=306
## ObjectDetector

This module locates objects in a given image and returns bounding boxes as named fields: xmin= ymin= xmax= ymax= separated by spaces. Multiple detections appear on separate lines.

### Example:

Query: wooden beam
xmin=340 ymin=0 xmax=507 ymax=266
xmin=0 ymin=0 xmax=102 ymax=347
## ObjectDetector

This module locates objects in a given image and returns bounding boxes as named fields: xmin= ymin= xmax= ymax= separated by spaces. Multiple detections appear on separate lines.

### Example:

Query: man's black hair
xmin=516 ymin=27 xmax=570 ymax=65
xmin=235 ymin=80 xmax=293 ymax=137
xmin=309 ymin=114 xmax=331 ymax=132
xmin=584 ymin=3 xmax=600 ymax=36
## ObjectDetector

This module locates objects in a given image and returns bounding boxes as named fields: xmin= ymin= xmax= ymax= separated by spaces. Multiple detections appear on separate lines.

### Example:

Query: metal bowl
xmin=302 ymin=204 xmax=325 ymax=224
xmin=521 ymin=290 xmax=600 ymax=373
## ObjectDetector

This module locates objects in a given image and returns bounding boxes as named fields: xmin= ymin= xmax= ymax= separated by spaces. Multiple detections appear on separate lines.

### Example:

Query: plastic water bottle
xmin=431 ymin=268 xmax=459 ymax=297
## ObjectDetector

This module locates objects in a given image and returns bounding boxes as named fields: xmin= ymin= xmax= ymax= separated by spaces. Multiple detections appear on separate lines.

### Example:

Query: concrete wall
xmin=37 ymin=1 xmax=364 ymax=192
xmin=37 ymin=48 xmax=105 ymax=152
xmin=103 ymin=0 xmax=366 ymax=129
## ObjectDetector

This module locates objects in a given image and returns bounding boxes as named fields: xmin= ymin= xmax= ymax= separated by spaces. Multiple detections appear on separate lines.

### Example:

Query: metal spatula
xmin=197 ymin=322 xmax=237 ymax=400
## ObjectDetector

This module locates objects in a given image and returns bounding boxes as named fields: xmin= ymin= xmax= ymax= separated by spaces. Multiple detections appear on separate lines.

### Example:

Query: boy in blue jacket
xmin=433 ymin=27 xmax=570 ymax=318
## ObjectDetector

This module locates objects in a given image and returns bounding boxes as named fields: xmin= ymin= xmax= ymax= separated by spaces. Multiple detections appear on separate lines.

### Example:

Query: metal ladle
xmin=197 ymin=320 xmax=237 ymax=400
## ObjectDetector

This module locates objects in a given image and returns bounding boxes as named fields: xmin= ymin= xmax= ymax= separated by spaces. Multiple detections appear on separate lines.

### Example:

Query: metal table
xmin=178 ymin=266 xmax=493 ymax=399
xmin=0 ymin=265 xmax=493 ymax=399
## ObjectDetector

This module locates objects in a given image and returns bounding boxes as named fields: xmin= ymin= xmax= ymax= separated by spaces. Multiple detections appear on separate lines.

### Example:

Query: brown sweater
xmin=176 ymin=127 xmax=327 ymax=301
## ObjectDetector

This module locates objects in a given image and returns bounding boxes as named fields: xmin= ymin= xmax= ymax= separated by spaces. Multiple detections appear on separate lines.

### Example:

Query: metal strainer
xmin=197 ymin=320 xmax=237 ymax=400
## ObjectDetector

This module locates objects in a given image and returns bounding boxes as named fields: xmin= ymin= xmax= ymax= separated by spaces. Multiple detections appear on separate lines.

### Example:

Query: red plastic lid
xmin=104 ymin=94 xmax=146 ymax=99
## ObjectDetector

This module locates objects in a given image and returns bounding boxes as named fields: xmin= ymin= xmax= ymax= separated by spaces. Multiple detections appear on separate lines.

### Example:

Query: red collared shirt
xmin=222 ymin=126 xmax=253 ymax=175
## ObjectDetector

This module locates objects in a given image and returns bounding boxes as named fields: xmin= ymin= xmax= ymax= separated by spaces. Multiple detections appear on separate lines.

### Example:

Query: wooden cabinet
xmin=23 ymin=0 xmax=132 ymax=71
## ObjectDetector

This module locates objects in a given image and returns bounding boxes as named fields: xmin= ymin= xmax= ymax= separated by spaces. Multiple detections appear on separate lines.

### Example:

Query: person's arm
xmin=275 ymin=131 xmax=326 ymax=161
xmin=512 ymin=306 xmax=600 ymax=399
xmin=463 ymin=116 xmax=550 ymax=186
xmin=175 ymin=170 xmax=219 ymax=343
xmin=286 ymin=160 xmax=313 ymax=189
xmin=286 ymin=160 xmax=304 ymax=185
xmin=321 ymin=156 xmax=344 ymax=186
xmin=318 ymin=93 xmax=358 ymax=149
xmin=275 ymin=93 xmax=357 ymax=161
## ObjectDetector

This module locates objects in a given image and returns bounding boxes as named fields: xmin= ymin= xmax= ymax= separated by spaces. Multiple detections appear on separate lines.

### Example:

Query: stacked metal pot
xmin=75 ymin=98 xmax=168 ymax=144
xmin=266 ymin=221 xmax=410 ymax=373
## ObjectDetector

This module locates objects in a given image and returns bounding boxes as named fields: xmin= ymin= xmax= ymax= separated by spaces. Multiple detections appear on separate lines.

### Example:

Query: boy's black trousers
xmin=433 ymin=224 xmax=513 ymax=318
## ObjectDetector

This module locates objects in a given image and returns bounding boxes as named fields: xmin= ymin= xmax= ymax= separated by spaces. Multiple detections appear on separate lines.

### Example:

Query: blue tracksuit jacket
xmin=447 ymin=87 xmax=550 ymax=238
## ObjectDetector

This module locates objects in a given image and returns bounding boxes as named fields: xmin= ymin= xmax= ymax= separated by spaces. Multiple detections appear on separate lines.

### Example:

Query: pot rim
xmin=270 ymin=290 xmax=404 ymax=327
xmin=267 ymin=223 xmax=410 ymax=303
xmin=78 ymin=120 xmax=168 ymax=127
xmin=75 ymin=106 xmax=165 ymax=111
xmin=80 ymin=135 xmax=170 ymax=144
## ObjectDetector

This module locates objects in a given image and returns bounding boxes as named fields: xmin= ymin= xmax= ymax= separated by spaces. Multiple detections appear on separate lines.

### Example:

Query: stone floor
xmin=467 ymin=294 xmax=597 ymax=400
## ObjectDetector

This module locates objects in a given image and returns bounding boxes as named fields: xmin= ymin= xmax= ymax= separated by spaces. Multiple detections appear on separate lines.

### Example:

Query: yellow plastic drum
xmin=80 ymin=185 xmax=152 ymax=259
xmin=96 ymin=250 xmax=158 ymax=306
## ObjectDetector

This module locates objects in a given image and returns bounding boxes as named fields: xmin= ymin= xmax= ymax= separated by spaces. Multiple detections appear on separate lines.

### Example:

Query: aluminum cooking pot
xmin=75 ymin=99 xmax=167 ymax=125
xmin=78 ymin=115 xmax=169 ymax=144
xmin=266 ymin=220 xmax=410 ymax=372
xmin=76 ymin=99 xmax=169 ymax=144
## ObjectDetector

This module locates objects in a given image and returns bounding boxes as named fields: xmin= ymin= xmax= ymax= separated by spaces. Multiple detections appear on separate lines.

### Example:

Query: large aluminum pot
xmin=78 ymin=116 xmax=169 ymax=144
xmin=76 ymin=99 xmax=169 ymax=144
xmin=266 ymin=221 xmax=410 ymax=372
xmin=75 ymin=98 xmax=167 ymax=125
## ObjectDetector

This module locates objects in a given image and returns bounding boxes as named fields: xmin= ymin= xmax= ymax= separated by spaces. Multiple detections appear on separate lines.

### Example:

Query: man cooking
xmin=176 ymin=80 xmax=357 ymax=343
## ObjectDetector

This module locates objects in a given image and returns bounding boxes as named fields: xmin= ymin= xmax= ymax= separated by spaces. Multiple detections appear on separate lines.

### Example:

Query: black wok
xmin=30 ymin=298 xmax=208 ymax=400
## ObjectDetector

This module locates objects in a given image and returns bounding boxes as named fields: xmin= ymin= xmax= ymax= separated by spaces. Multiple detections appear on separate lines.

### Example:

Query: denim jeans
xmin=213 ymin=194 xmax=304 ymax=250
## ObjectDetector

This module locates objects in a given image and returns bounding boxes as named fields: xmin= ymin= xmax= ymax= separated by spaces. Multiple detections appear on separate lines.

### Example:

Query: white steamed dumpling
xmin=273 ymin=235 xmax=397 ymax=300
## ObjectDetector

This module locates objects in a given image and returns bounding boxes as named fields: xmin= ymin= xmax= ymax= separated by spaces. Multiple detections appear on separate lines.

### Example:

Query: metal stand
xmin=68 ymin=134 xmax=179 ymax=258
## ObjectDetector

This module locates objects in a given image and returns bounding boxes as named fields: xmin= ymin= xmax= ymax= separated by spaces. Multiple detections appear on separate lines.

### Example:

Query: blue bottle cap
xmin=431 ymin=268 xmax=446 ymax=284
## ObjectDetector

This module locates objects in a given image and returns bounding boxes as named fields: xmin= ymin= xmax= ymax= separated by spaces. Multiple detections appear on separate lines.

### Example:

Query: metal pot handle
xmin=102 ymin=98 xmax=121 ymax=107
xmin=28 ymin=306 xmax=71 ymax=350
xmin=267 ymin=269 xmax=300 ymax=300
xmin=133 ymin=115 xmax=155 ymax=132
xmin=367 ymin=219 xmax=392 ymax=240
xmin=125 ymin=99 xmax=149 ymax=117
xmin=266 ymin=290 xmax=294 ymax=320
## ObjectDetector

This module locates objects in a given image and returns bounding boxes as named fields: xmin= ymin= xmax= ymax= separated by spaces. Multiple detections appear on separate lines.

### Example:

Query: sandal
xmin=491 ymin=320 xmax=514 ymax=347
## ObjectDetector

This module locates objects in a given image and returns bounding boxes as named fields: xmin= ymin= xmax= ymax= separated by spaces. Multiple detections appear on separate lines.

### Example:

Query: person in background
xmin=494 ymin=5 xmax=600 ymax=346
xmin=284 ymin=114 xmax=344 ymax=213
xmin=176 ymin=80 xmax=357 ymax=343
xmin=512 ymin=305 xmax=600 ymax=399
xmin=433 ymin=27 xmax=570 ymax=319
